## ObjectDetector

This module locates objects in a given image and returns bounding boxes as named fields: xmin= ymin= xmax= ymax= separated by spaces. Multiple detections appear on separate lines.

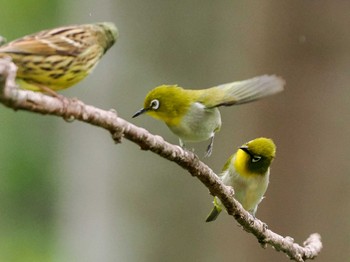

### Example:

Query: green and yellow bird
xmin=133 ymin=75 xmax=284 ymax=156
xmin=206 ymin=137 xmax=276 ymax=222
xmin=0 ymin=22 xmax=118 ymax=92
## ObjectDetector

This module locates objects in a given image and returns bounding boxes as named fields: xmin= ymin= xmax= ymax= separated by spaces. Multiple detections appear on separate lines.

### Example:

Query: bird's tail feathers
xmin=206 ymin=197 xmax=223 ymax=222
xmin=206 ymin=206 xmax=221 ymax=222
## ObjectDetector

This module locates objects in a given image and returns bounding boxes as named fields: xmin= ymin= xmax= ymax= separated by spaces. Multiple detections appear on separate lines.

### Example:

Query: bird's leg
xmin=179 ymin=139 xmax=195 ymax=153
xmin=35 ymin=84 xmax=64 ymax=99
xmin=0 ymin=36 xmax=7 ymax=46
xmin=35 ymin=84 xmax=70 ymax=110
xmin=205 ymin=135 xmax=215 ymax=157
xmin=179 ymin=138 xmax=185 ymax=148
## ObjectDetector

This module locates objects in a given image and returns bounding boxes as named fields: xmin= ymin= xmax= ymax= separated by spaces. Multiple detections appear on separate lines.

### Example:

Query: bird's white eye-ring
xmin=150 ymin=99 xmax=160 ymax=110
xmin=252 ymin=156 xmax=262 ymax=162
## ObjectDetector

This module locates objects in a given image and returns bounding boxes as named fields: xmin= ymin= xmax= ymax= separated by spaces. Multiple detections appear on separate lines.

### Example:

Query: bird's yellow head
xmin=233 ymin=137 xmax=276 ymax=177
xmin=132 ymin=85 xmax=192 ymax=126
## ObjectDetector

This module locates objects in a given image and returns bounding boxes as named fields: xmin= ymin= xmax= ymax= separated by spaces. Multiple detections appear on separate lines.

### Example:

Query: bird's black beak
xmin=132 ymin=108 xmax=148 ymax=118
xmin=239 ymin=145 xmax=251 ymax=156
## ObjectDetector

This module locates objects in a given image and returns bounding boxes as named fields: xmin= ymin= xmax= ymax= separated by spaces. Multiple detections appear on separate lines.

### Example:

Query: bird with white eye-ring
xmin=133 ymin=75 xmax=285 ymax=156
xmin=206 ymin=137 xmax=276 ymax=222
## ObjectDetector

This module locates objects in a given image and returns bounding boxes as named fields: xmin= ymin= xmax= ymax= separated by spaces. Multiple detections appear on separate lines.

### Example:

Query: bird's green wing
xmin=199 ymin=75 xmax=285 ymax=108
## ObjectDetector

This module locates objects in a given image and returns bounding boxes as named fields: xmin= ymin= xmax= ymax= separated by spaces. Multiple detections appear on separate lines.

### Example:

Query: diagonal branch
xmin=0 ymin=59 xmax=322 ymax=261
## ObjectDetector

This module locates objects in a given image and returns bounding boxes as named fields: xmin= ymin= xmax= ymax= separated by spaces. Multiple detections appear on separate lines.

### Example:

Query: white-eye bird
xmin=206 ymin=137 xmax=276 ymax=222
xmin=132 ymin=75 xmax=284 ymax=156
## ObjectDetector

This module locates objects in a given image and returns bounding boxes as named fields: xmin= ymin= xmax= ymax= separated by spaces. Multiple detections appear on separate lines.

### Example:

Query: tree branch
xmin=0 ymin=59 xmax=322 ymax=261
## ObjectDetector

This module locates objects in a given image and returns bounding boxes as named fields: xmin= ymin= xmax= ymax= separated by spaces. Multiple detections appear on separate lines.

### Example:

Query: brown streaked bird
xmin=0 ymin=22 xmax=118 ymax=92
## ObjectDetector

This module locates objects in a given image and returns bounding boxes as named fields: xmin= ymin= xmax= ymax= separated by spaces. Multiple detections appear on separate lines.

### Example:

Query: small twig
xmin=0 ymin=59 xmax=322 ymax=261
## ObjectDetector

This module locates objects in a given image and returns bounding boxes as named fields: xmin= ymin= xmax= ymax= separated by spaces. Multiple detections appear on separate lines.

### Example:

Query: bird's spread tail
xmin=204 ymin=75 xmax=285 ymax=108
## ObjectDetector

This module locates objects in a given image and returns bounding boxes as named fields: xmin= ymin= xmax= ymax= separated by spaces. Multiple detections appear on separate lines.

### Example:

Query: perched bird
xmin=206 ymin=137 xmax=276 ymax=222
xmin=133 ymin=75 xmax=284 ymax=156
xmin=0 ymin=22 xmax=118 ymax=92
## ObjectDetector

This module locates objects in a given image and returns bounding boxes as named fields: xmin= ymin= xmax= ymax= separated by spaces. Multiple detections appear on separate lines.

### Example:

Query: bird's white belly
xmin=167 ymin=102 xmax=221 ymax=142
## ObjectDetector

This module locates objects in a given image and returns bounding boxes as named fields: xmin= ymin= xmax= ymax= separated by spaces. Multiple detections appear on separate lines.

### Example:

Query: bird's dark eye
xmin=150 ymin=99 xmax=160 ymax=110
xmin=252 ymin=155 xmax=261 ymax=162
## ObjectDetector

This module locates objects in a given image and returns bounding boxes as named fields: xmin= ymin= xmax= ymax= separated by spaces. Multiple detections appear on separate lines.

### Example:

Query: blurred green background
xmin=1 ymin=1 xmax=349 ymax=261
